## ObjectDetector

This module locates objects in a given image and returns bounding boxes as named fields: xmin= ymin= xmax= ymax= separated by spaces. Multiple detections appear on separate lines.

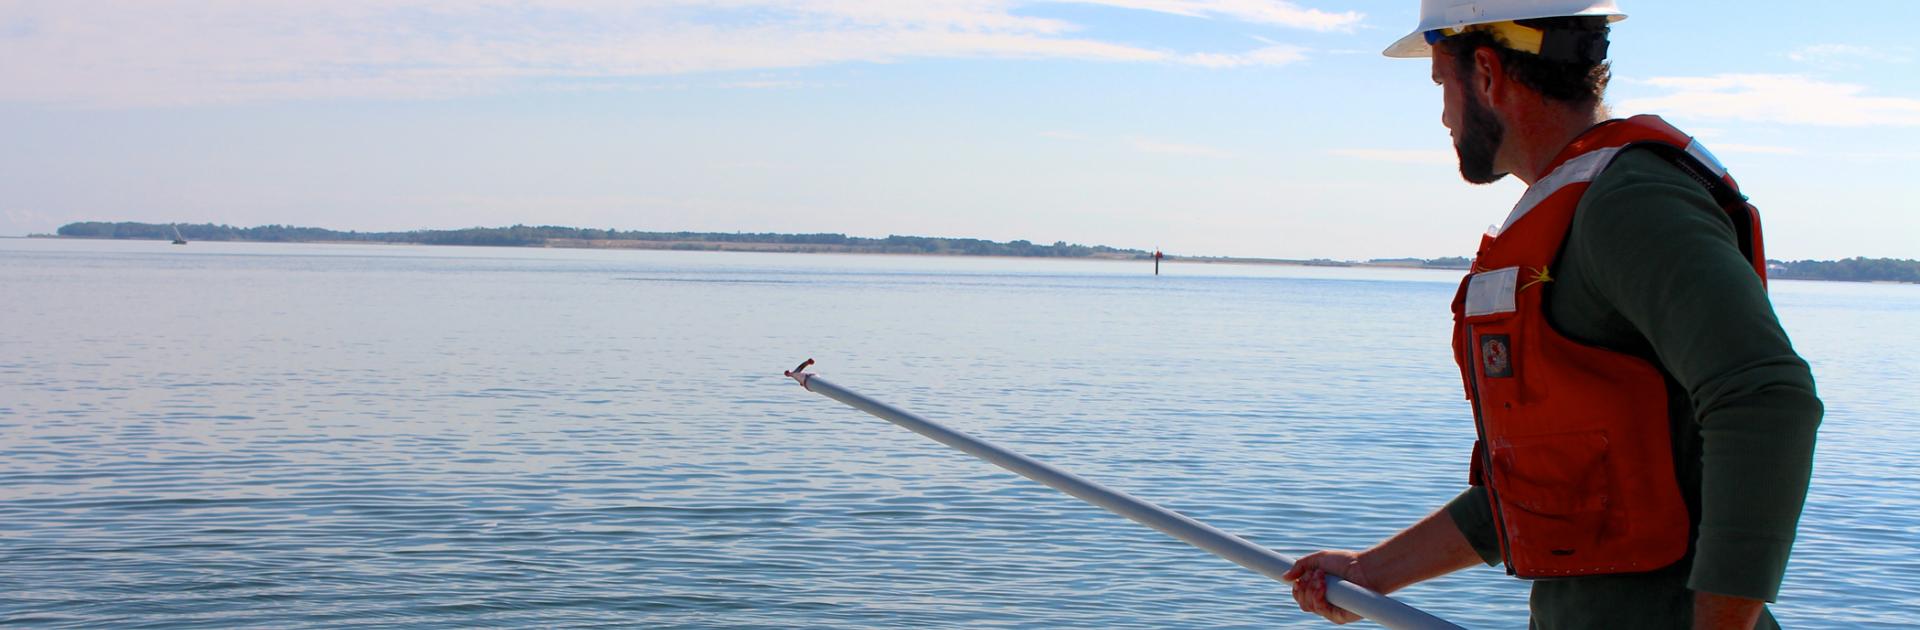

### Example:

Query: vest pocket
xmin=1489 ymin=430 xmax=1612 ymax=559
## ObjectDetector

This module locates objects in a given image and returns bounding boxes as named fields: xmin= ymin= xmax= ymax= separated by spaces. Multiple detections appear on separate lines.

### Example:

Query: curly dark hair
xmin=1435 ymin=16 xmax=1613 ymax=106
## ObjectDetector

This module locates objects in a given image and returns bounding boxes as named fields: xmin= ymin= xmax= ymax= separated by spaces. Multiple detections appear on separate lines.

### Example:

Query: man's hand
xmin=1279 ymin=506 xmax=1485 ymax=625
xmin=1283 ymin=550 xmax=1378 ymax=625
xmin=1694 ymin=591 xmax=1764 ymax=630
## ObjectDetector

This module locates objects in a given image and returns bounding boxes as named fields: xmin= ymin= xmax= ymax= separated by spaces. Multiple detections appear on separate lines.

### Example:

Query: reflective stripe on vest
xmin=1492 ymin=146 xmax=1624 ymax=237
xmin=1450 ymin=115 xmax=1766 ymax=578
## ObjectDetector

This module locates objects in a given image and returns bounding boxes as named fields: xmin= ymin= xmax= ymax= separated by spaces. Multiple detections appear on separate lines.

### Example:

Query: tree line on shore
xmin=50 ymin=221 xmax=1918 ymax=283
xmin=1768 ymin=258 xmax=1920 ymax=284
xmin=53 ymin=221 xmax=1149 ymax=258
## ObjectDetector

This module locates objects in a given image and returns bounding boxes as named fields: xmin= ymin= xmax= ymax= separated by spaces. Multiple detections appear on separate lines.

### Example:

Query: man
xmin=1282 ymin=2 xmax=1822 ymax=628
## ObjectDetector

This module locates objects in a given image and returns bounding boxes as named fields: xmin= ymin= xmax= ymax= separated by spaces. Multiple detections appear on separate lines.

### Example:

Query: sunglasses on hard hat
xmin=1420 ymin=21 xmax=1608 ymax=64
xmin=1424 ymin=23 xmax=1541 ymax=50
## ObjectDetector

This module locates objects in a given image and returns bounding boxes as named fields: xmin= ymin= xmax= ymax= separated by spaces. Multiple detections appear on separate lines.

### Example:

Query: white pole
xmin=784 ymin=361 xmax=1463 ymax=630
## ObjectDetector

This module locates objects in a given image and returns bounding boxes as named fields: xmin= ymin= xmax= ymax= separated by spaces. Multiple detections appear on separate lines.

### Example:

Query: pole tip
xmin=784 ymin=358 xmax=815 ymax=390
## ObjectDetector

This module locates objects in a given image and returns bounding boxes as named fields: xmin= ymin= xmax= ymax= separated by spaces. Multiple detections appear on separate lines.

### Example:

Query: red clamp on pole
xmin=784 ymin=358 xmax=815 ymax=391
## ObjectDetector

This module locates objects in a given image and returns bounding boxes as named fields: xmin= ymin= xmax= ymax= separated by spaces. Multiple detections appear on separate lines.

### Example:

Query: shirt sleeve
xmin=1566 ymin=150 xmax=1824 ymax=602
xmin=1444 ymin=486 xmax=1505 ymax=567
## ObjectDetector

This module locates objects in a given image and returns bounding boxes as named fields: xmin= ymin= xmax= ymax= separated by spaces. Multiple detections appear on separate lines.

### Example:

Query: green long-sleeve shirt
xmin=1443 ymin=147 xmax=1823 ymax=629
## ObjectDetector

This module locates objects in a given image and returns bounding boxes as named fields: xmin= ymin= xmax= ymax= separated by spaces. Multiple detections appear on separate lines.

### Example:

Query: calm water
xmin=1 ymin=239 xmax=1915 ymax=628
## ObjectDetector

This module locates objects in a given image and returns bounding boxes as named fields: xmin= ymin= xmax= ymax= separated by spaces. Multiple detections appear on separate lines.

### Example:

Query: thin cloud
xmin=718 ymin=80 xmax=830 ymax=90
xmin=1824 ymin=150 xmax=1920 ymax=165
xmin=1329 ymin=148 xmax=1456 ymax=165
xmin=0 ymin=0 xmax=1352 ymax=107
xmin=1787 ymin=44 xmax=1913 ymax=65
xmin=2 ymin=208 xmax=55 ymax=231
xmin=1063 ymin=0 xmax=1363 ymax=32
xmin=1130 ymin=138 xmax=1233 ymax=158
xmin=1178 ymin=44 xmax=1308 ymax=68
xmin=1037 ymin=131 xmax=1228 ymax=155
xmin=1707 ymin=144 xmax=1800 ymax=156
xmin=1618 ymin=74 xmax=1920 ymax=127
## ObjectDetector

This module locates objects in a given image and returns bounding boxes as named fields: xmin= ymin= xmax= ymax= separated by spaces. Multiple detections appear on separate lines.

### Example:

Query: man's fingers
xmin=1315 ymin=577 xmax=1359 ymax=624
xmin=1308 ymin=569 xmax=1335 ymax=616
xmin=1311 ymin=572 xmax=1362 ymax=624
xmin=1283 ymin=551 xmax=1324 ymax=582
xmin=1293 ymin=568 xmax=1328 ymax=617
xmin=1314 ymin=572 xmax=1334 ymax=615
xmin=1287 ymin=550 xmax=1372 ymax=625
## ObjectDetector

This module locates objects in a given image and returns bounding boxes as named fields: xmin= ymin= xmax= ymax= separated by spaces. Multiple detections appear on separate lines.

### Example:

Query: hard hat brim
xmin=1382 ymin=11 xmax=1626 ymax=59
xmin=1383 ymin=31 xmax=1434 ymax=58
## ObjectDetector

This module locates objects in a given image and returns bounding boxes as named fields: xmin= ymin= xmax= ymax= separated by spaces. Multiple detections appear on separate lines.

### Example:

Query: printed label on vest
xmin=1481 ymin=334 xmax=1513 ymax=378
xmin=1465 ymin=266 xmax=1519 ymax=317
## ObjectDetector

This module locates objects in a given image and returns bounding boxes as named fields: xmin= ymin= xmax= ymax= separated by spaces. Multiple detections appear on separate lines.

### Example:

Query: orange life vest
xmin=1450 ymin=115 xmax=1767 ymax=578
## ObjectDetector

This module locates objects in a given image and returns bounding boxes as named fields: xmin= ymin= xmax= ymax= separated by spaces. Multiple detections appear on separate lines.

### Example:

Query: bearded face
xmin=1455 ymin=82 xmax=1508 ymax=185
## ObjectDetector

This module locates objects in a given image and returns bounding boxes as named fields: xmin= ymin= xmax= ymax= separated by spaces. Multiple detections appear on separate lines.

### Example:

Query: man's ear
xmin=1472 ymin=46 xmax=1504 ymax=106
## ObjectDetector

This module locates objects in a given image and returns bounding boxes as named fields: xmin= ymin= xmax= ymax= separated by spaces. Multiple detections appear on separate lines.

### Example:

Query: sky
xmin=2 ymin=1 xmax=1916 ymax=260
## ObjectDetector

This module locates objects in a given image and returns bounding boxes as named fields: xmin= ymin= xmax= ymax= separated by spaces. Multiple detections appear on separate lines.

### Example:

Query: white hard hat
xmin=1383 ymin=0 xmax=1626 ymax=58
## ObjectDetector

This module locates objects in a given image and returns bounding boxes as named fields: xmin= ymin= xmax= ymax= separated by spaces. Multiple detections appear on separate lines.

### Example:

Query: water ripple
xmin=2 ymin=242 xmax=1914 ymax=628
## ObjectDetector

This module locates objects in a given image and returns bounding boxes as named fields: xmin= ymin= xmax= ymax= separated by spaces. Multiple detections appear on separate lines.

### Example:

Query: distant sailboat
xmin=171 ymin=225 xmax=187 ymax=245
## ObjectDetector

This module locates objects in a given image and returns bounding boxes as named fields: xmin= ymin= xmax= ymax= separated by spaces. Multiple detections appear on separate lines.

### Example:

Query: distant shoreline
xmin=35 ymin=221 xmax=1920 ymax=282
xmin=41 ymin=221 xmax=1482 ymax=271
xmin=34 ymin=232 xmax=1472 ymax=271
